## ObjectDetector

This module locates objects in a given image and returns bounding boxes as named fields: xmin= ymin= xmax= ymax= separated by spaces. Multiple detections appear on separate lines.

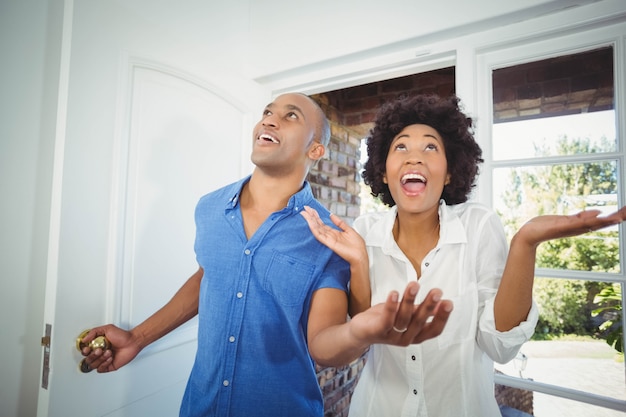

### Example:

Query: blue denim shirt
xmin=180 ymin=176 xmax=350 ymax=417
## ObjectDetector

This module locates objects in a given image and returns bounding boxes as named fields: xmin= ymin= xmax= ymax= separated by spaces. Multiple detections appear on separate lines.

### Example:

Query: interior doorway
xmin=307 ymin=66 xmax=456 ymax=224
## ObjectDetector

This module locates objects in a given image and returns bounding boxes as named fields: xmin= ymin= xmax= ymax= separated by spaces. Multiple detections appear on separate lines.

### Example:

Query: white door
xmin=38 ymin=2 xmax=267 ymax=416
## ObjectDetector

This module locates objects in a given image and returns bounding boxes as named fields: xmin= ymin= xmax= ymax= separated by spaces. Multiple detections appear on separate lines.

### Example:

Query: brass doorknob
xmin=76 ymin=329 xmax=111 ymax=352
xmin=76 ymin=329 xmax=111 ymax=373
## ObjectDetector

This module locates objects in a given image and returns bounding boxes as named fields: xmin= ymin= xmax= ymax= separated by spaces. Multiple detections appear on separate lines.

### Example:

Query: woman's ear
xmin=445 ymin=173 xmax=451 ymax=185
xmin=383 ymin=173 xmax=388 ymax=184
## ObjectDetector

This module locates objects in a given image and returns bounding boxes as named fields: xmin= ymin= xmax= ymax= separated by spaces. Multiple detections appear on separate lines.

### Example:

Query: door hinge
xmin=41 ymin=323 xmax=51 ymax=389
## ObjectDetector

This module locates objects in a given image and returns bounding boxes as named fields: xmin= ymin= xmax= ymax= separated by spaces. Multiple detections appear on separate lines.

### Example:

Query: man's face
xmin=251 ymin=93 xmax=322 ymax=175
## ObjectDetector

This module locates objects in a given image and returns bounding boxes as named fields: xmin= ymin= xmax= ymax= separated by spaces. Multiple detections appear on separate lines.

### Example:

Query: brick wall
xmin=317 ymin=67 xmax=456 ymax=134
xmin=307 ymin=119 xmax=362 ymax=223
xmin=317 ymin=357 xmax=367 ymax=417
xmin=307 ymin=95 xmax=364 ymax=416
xmin=308 ymin=97 xmax=366 ymax=416
xmin=492 ymin=46 xmax=613 ymax=122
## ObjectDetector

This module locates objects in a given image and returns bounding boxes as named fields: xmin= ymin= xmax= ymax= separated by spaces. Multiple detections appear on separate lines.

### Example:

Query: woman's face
xmin=384 ymin=123 xmax=450 ymax=215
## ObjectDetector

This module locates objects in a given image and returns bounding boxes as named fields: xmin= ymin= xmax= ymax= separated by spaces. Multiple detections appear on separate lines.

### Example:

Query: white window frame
xmin=475 ymin=19 xmax=626 ymax=413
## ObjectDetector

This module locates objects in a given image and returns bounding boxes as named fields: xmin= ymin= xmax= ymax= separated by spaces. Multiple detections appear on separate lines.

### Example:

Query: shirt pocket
xmin=262 ymin=252 xmax=315 ymax=307
xmin=436 ymin=291 xmax=476 ymax=350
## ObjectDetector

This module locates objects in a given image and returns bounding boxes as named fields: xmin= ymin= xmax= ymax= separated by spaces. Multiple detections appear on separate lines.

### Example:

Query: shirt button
xmin=413 ymin=389 xmax=418 ymax=395
xmin=223 ymin=380 xmax=230 ymax=387
xmin=425 ymin=262 xmax=429 ymax=267
xmin=244 ymin=249 xmax=251 ymax=255
xmin=229 ymin=336 xmax=235 ymax=342
xmin=411 ymin=355 xmax=416 ymax=361
xmin=236 ymin=292 xmax=243 ymax=298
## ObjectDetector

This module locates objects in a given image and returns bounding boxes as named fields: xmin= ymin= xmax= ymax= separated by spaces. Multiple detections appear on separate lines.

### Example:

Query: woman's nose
xmin=404 ymin=153 xmax=423 ymax=165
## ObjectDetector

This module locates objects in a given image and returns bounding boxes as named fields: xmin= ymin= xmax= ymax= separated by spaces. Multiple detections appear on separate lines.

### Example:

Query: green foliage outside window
xmin=592 ymin=283 xmax=623 ymax=353
xmin=495 ymin=135 xmax=623 ymax=352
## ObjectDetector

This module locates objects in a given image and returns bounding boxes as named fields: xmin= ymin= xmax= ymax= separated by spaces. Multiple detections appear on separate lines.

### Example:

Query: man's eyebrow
xmin=265 ymin=102 xmax=306 ymax=119
xmin=285 ymin=104 xmax=304 ymax=116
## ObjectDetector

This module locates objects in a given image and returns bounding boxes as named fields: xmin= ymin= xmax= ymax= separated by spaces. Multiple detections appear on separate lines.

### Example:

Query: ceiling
xmin=115 ymin=0 xmax=600 ymax=79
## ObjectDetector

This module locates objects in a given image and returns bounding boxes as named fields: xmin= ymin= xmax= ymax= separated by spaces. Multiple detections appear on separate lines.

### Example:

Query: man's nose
xmin=262 ymin=114 xmax=279 ymax=127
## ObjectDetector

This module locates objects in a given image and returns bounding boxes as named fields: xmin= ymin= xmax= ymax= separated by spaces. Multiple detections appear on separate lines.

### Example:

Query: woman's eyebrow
xmin=392 ymin=133 xmax=441 ymax=142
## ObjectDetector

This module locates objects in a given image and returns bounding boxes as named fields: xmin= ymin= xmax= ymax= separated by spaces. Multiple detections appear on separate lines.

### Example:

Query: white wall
xmin=0 ymin=1 xmax=622 ymax=416
xmin=0 ymin=0 xmax=64 ymax=416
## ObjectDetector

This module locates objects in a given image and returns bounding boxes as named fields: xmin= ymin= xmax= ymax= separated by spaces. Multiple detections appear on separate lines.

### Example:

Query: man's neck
xmin=243 ymin=169 xmax=306 ymax=213
xmin=239 ymin=170 xmax=306 ymax=239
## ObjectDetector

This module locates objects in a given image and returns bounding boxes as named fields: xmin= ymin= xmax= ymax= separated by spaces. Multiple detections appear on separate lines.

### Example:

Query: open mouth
xmin=259 ymin=133 xmax=279 ymax=144
xmin=401 ymin=173 xmax=426 ymax=193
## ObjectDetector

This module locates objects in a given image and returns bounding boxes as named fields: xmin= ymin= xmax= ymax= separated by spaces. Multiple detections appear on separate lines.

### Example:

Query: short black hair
xmin=363 ymin=94 xmax=483 ymax=206
xmin=299 ymin=93 xmax=330 ymax=147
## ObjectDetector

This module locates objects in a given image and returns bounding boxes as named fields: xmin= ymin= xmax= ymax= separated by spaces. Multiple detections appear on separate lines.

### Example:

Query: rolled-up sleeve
xmin=472 ymin=209 xmax=539 ymax=364
xmin=478 ymin=297 xmax=539 ymax=363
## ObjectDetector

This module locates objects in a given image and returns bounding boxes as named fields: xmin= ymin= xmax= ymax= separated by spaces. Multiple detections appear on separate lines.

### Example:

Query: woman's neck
xmin=393 ymin=208 xmax=441 ymax=278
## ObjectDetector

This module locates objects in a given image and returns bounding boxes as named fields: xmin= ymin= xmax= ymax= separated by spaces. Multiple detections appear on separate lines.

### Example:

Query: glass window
xmin=492 ymin=110 xmax=617 ymax=160
xmin=489 ymin=45 xmax=625 ymax=416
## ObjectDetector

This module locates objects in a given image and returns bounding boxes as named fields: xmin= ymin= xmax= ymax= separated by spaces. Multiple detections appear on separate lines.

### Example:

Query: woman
xmin=301 ymin=94 xmax=626 ymax=417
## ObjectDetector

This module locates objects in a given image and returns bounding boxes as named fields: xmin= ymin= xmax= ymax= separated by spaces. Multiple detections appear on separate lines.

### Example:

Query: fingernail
xmin=391 ymin=292 xmax=399 ymax=302
xmin=432 ymin=292 xmax=441 ymax=302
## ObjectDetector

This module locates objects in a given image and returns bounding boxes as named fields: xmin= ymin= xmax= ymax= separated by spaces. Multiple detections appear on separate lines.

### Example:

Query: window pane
xmin=493 ymin=162 xmax=621 ymax=273
xmin=491 ymin=46 xmax=615 ymax=162
xmin=495 ymin=279 xmax=625 ymax=413
xmin=492 ymin=110 xmax=616 ymax=160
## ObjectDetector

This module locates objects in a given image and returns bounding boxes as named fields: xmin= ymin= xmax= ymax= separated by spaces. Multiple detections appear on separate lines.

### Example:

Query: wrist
xmin=350 ymin=256 xmax=369 ymax=275
xmin=347 ymin=320 xmax=372 ymax=352
xmin=129 ymin=327 xmax=149 ymax=351
xmin=511 ymin=228 xmax=540 ymax=250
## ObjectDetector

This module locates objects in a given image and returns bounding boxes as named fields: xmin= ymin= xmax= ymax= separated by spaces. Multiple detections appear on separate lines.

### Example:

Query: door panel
xmin=118 ymin=65 xmax=246 ymax=338
xmin=38 ymin=2 xmax=267 ymax=416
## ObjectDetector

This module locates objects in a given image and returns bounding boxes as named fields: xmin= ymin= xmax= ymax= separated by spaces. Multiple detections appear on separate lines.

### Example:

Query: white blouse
xmin=348 ymin=201 xmax=538 ymax=417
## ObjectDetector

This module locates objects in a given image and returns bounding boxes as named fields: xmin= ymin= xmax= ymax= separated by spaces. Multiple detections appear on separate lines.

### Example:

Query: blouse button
xmin=236 ymin=292 xmax=243 ymax=298
xmin=244 ymin=249 xmax=251 ymax=255
xmin=413 ymin=389 xmax=418 ymax=395
xmin=411 ymin=355 xmax=416 ymax=361
xmin=229 ymin=336 xmax=235 ymax=342
xmin=223 ymin=380 xmax=230 ymax=387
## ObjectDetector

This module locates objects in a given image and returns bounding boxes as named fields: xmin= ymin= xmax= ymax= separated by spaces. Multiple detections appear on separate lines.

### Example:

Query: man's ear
xmin=309 ymin=143 xmax=325 ymax=161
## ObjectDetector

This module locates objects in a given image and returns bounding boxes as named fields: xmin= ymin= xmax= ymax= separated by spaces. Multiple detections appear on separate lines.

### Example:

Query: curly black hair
xmin=362 ymin=94 xmax=483 ymax=207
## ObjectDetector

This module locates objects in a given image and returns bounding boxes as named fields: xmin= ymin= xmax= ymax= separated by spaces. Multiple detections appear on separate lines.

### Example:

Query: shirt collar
xmin=367 ymin=200 xmax=468 ymax=254
xmin=438 ymin=200 xmax=468 ymax=245
xmin=225 ymin=175 xmax=314 ymax=213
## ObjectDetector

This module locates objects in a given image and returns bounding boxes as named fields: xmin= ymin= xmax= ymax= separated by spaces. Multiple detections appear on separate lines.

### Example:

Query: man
xmin=81 ymin=92 xmax=452 ymax=416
